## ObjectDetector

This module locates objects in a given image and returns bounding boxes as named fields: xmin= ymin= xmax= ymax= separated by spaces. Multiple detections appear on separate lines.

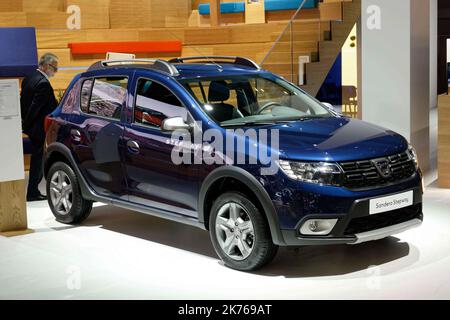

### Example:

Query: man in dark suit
xmin=21 ymin=53 xmax=59 ymax=201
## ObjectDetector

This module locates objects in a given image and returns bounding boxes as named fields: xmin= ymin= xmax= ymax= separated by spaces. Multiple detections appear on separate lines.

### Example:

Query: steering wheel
xmin=256 ymin=101 xmax=284 ymax=115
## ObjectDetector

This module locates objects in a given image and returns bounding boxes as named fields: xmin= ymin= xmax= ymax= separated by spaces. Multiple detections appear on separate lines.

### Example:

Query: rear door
xmin=70 ymin=74 xmax=130 ymax=199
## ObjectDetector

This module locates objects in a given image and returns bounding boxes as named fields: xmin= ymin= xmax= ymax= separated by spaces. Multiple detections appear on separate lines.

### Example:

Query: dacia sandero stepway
xmin=43 ymin=57 xmax=423 ymax=271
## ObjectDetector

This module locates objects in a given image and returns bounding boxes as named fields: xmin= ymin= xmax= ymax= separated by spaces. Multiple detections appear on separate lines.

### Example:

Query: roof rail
xmin=169 ymin=56 xmax=261 ymax=70
xmin=87 ymin=59 xmax=179 ymax=76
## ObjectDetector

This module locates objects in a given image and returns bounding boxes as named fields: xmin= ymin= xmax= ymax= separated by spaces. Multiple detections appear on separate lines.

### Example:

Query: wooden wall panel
xmin=36 ymin=30 xmax=87 ymax=49
xmin=84 ymin=29 xmax=140 ymax=42
xmin=110 ymin=0 xmax=152 ymax=29
xmin=26 ymin=12 xmax=68 ymax=28
xmin=0 ymin=0 xmax=23 ymax=12
xmin=23 ymin=0 xmax=65 ymax=12
xmin=1 ymin=1 xmax=325 ymax=29
xmin=184 ymin=27 xmax=232 ymax=45
xmin=182 ymin=46 xmax=214 ymax=57
xmin=319 ymin=1 xmax=343 ymax=21
xmin=27 ymin=2 xmax=331 ymax=94
xmin=0 ymin=13 xmax=27 ymax=27
xmin=65 ymin=0 xmax=110 ymax=29
xmin=138 ymin=29 xmax=185 ymax=42
xmin=151 ymin=0 xmax=191 ymax=28
xmin=266 ymin=8 xmax=320 ymax=22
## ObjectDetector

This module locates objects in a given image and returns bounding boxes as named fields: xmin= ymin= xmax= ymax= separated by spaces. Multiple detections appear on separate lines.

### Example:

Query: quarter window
xmin=80 ymin=79 xmax=93 ymax=113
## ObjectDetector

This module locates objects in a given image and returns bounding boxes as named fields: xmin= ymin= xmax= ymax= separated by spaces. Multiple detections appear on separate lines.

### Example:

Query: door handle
xmin=127 ymin=140 xmax=140 ymax=154
xmin=70 ymin=129 xmax=81 ymax=142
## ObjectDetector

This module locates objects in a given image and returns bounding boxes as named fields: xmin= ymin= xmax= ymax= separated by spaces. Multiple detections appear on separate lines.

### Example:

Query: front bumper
xmin=351 ymin=218 xmax=422 ymax=245
xmin=280 ymin=186 xmax=423 ymax=246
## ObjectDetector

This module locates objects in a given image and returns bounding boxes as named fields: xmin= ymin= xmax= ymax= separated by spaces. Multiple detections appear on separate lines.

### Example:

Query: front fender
xmin=198 ymin=166 xmax=286 ymax=246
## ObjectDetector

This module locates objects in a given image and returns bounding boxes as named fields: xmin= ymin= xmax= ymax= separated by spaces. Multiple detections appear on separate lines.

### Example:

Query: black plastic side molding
xmin=198 ymin=166 xmax=286 ymax=246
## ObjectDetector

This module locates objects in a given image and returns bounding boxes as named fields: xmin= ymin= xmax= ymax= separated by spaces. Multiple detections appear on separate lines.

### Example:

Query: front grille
xmin=339 ymin=151 xmax=416 ymax=190
xmin=344 ymin=203 xmax=422 ymax=235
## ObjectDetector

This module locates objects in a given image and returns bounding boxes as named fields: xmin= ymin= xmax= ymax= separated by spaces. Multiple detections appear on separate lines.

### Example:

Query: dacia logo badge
xmin=372 ymin=158 xmax=392 ymax=178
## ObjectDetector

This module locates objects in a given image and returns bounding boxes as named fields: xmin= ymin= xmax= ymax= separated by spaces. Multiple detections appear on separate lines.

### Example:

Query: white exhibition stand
xmin=0 ymin=78 xmax=30 ymax=236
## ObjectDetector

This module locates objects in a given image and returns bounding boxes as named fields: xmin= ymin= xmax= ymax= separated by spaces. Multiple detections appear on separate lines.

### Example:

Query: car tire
xmin=46 ymin=161 xmax=92 ymax=224
xmin=209 ymin=192 xmax=278 ymax=271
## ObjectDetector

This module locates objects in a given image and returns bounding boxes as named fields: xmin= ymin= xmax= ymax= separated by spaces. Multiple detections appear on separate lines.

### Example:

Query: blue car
xmin=43 ymin=57 xmax=423 ymax=271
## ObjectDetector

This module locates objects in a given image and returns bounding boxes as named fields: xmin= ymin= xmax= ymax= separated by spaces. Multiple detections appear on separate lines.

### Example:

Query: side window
xmin=83 ymin=77 xmax=128 ymax=120
xmin=80 ymin=79 xmax=93 ymax=113
xmin=134 ymin=79 xmax=187 ymax=129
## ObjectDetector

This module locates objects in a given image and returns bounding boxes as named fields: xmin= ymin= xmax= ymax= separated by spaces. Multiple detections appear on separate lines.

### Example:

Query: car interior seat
xmin=206 ymin=80 xmax=239 ymax=122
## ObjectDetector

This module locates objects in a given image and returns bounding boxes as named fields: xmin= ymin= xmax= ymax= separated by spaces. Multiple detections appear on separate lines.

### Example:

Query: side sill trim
xmin=109 ymin=198 xmax=205 ymax=230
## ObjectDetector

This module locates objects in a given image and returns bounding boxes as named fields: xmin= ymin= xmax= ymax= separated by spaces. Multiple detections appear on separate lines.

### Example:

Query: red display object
xmin=68 ymin=41 xmax=182 ymax=55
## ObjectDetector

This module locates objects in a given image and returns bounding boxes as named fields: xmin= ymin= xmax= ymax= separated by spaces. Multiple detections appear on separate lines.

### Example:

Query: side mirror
xmin=161 ymin=116 xmax=190 ymax=132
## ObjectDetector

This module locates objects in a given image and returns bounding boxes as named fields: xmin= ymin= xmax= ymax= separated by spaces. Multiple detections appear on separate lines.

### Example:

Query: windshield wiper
xmin=275 ymin=116 xmax=331 ymax=123
xmin=221 ymin=121 xmax=276 ymax=128
xmin=296 ymin=117 xmax=316 ymax=122
xmin=221 ymin=116 xmax=331 ymax=128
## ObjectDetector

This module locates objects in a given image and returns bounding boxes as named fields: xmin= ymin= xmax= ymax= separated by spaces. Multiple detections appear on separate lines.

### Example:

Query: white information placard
xmin=0 ymin=79 xmax=24 ymax=183
xmin=448 ymin=39 xmax=450 ymax=63
xmin=0 ymin=80 xmax=20 ymax=118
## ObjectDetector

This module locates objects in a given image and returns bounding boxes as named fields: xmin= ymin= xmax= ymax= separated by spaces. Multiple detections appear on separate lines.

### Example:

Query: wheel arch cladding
xmin=44 ymin=142 xmax=96 ymax=201
xmin=44 ymin=147 xmax=72 ymax=178
xmin=199 ymin=166 xmax=286 ymax=246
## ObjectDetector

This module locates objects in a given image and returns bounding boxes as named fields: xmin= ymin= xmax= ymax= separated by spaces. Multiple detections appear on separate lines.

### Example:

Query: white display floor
xmin=0 ymin=178 xmax=449 ymax=300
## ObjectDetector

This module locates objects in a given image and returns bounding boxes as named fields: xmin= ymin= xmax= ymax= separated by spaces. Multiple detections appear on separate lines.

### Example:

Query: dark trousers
xmin=27 ymin=141 xmax=44 ymax=198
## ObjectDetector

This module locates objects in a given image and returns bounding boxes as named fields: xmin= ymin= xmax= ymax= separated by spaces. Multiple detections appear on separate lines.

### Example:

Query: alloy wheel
xmin=49 ymin=170 xmax=73 ymax=215
xmin=215 ymin=202 xmax=255 ymax=261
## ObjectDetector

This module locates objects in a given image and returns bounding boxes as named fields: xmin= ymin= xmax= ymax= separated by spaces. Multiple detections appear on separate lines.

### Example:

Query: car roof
xmin=80 ymin=58 xmax=267 ymax=80
xmin=173 ymin=63 xmax=263 ymax=79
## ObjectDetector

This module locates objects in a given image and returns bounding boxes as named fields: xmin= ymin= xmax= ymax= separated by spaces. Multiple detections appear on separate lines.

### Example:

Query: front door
xmin=122 ymin=77 xmax=198 ymax=217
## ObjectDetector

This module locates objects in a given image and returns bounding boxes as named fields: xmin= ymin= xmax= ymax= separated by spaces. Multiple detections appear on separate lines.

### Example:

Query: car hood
xmin=270 ymin=117 xmax=408 ymax=162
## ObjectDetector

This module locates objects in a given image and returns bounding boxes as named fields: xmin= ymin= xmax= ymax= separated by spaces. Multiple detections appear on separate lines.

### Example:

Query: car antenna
xmin=165 ymin=29 xmax=223 ymax=71
xmin=186 ymin=48 xmax=224 ymax=71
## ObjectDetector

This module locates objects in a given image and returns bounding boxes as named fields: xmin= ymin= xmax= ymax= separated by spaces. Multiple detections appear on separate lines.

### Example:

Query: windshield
xmin=181 ymin=74 xmax=334 ymax=127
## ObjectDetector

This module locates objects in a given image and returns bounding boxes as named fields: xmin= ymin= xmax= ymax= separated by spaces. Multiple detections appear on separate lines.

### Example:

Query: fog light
xmin=300 ymin=219 xmax=338 ymax=236
xmin=309 ymin=221 xmax=318 ymax=232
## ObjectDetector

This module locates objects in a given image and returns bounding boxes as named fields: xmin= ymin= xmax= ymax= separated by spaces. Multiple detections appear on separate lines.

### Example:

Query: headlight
xmin=407 ymin=144 xmax=419 ymax=170
xmin=278 ymin=160 xmax=343 ymax=186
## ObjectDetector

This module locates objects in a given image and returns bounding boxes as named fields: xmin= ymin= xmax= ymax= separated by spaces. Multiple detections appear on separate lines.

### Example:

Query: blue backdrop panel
xmin=199 ymin=0 xmax=318 ymax=15
xmin=199 ymin=2 xmax=245 ymax=15
xmin=264 ymin=0 xmax=317 ymax=12
xmin=447 ymin=63 xmax=450 ymax=83
xmin=0 ymin=27 xmax=38 ymax=78
xmin=316 ymin=52 xmax=343 ymax=106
